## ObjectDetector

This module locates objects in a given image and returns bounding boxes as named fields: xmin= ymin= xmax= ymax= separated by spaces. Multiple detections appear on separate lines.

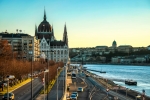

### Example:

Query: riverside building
xmin=35 ymin=9 xmax=69 ymax=64
xmin=0 ymin=32 xmax=40 ymax=61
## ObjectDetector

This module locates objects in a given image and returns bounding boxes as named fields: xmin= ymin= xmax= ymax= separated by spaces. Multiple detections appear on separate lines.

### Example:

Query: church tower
xmin=63 ymin=24 xmax=68 ymax=46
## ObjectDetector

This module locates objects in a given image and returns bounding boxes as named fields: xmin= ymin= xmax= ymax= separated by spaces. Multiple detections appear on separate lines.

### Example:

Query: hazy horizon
xmin=0 ymin=0 xmax=150 ymax=48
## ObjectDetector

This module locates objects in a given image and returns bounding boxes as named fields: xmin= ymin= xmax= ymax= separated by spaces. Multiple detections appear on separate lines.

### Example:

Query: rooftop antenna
xmin=16 ymin=29 xmax=18 ymax=33
xmin=19 ymin=30 xmax=22 ymax=33
xmin=5 ymin=30 xmax=7 ymax=33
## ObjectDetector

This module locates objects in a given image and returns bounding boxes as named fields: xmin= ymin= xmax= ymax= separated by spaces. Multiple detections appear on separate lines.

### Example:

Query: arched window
xmin=57 ymin=50 xmax=60 ymax=54
xmin=54 ymin=50 xmax=56 ymax=55
xmin=65 ymin=50 xmax=67 ymax=54
xmin=61 ymin=50 xmax=63 ymax=54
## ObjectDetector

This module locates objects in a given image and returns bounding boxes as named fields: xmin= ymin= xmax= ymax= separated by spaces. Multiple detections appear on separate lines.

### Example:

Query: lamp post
xmin=30 ymin=52 xmax=40 ymax=100
xmin=44 ymin=69 xmax=49 ymax=100
xmin=46 ymin=50 xmax=54 ymax=100
xmin=57 ymin=67 xmax=61 ymax=100
xmin=6 ymin=76 xmax=9 ymax=100
xmin=31 ymin=55 xmax=33 ymax=100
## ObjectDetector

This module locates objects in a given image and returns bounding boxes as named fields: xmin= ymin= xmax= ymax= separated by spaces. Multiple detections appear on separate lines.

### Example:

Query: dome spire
xmin=44 ymin=7 xmax=46 ymax=21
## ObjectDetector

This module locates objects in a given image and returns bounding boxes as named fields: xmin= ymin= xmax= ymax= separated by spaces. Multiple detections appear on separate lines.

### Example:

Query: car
xmin=70 ymin=94 xmax=77 ymax=100
xmin=77 ymin=87 xmax=83 ymax=92
xmin=2 ymin=92 xmax=14 ymax=100
xmin=71 ymin=92 xmax=78 ymax=97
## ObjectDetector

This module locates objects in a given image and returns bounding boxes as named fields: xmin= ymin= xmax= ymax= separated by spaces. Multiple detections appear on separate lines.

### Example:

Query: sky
xmin=0 ymin=0 xmax=150 ymax=48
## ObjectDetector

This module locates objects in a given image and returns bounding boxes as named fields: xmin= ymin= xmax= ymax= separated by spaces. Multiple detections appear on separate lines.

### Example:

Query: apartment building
xmin=0 ymin=32 xmax=40 ymax=61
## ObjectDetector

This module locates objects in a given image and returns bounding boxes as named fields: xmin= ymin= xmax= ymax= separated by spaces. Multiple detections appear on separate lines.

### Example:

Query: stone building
xmin=35 ymin=10 xmax=69 ymax=64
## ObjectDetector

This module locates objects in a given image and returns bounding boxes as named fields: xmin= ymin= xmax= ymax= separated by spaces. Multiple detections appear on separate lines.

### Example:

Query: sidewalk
xmin=36 ymin=69 xmax=65 ymax=100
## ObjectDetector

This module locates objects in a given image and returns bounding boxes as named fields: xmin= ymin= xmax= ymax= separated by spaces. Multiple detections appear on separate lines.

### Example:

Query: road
xmin=68 ymin=69 xmax=135 ymax=100
xmin=0 ymin=78 xmax=43 ymax=100
xmin=78 ymin=73 xmax=114 ymax=100
xmin=14 ymin=77 xmax=43 ymax=100
xmin=84 ymin=71 xmax=134 ymax=100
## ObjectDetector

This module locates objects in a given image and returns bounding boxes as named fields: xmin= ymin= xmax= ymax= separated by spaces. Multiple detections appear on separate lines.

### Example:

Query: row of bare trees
xmin=0 ymin=40 xmax=64 ymax=83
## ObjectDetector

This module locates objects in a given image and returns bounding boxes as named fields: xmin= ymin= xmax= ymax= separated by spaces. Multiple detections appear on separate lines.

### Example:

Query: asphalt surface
xmin=0 ymin=77 xmax=43 ymax=100
xmin=68 ymin=71 xmax=135 ymax=100
xmin=14 ymin=78 xmax=43 ymax=100
xmin=78 ymin=73 xmax=114 ymax=100
xmin=48 ymin=69 xmax=65 ymax=100
xmin=83 ymin=71 xmax=134 ymax=100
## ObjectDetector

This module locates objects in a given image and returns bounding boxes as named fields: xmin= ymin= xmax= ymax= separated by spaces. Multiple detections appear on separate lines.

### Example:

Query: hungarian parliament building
xmin=0 ymin=10 xmax=69 ymax=64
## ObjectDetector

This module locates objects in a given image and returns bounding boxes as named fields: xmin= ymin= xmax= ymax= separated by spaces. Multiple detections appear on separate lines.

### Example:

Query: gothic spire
xmin=63 ymin=23 xmax=68 ymax=46
xmin=44 ymin=8 xmax=46 ymax=21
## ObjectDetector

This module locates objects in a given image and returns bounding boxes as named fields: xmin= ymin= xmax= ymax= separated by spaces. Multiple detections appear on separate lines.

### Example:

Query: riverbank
xmin=85 ymin=62 xmax=150 ymax=66
xmin=86 ymin=70 xmax=150 ymax=100
xmin=71 ymin=62 xmax=150 ymax=66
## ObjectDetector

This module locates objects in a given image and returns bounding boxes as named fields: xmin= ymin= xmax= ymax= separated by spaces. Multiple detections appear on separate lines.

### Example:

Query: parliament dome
xmin=38 ymin=10 xmax=52 ymax=32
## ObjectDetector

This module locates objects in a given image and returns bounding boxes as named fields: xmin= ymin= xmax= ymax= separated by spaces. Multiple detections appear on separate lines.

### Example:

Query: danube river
xmin=83 ymin=64 xmax=150 ymax=96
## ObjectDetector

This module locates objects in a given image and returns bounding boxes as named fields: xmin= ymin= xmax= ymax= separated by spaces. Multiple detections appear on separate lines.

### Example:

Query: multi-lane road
xmin=14 ymin=77 xmax=43 ymax=100
xmin=68 ymin=70 xmax=135 ymax=100
xmin=0 ymin=77 xmax=43 ymax=100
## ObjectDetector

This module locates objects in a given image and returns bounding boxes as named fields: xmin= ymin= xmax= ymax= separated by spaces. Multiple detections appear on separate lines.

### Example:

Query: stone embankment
xmin=85 ymin=71 xmax=150 ymax=100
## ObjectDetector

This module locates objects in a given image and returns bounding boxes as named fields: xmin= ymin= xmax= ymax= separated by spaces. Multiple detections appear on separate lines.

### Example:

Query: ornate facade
xmin=35 ymin=10 xmax=69 ymax=64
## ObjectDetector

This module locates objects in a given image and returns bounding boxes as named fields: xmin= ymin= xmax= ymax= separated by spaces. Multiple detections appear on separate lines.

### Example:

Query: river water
xmin=82 ymin=64 xmax=150 ymax=96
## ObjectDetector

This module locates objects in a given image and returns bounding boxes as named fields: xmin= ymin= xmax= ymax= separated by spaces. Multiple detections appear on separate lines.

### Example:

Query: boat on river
xmin=100 ymin=71 xmax=106 ymax=73
xmin=100 ymin=67 xmax=106 ymax=73
xmin=125 ymin=80 xmax=137 ymax=85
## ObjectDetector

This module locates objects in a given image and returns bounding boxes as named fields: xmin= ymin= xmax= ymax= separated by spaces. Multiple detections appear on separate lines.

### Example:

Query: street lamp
xmin=57 ymin=67 xmax=61 ymax=100
xmin=43 ymin=69 xmax=49 ymax=100
xmin=29 ymin=52 xmax=40 ymax=100
xmin=30 ymin=55 xmax=33 ymax=100
xmin=6 ymin=76 xmax=9 ymax=100
xmin=46 ymin=50 xmax=54 ymax=100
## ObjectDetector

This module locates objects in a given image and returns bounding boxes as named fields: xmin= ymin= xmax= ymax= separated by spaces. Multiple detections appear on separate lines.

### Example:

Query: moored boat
xmin=100 ymin=71 xmax=106 ymax=73
xmin=125 ymin=80 xmax=137 ymax=85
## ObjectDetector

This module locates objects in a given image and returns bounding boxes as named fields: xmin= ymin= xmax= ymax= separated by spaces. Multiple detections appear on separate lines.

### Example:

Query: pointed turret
xmin=63 ymin=23 xmax=68 ymax=46
xmin=44 ymin=8 xmax=46 ymax=21
xmin=52 ymin=25 xmax=54 ymax=36
xmin=35 ymin=24 xmax=37 ymax=36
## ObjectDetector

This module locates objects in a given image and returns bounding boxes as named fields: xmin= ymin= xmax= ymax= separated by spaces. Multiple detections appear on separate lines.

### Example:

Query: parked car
xmin=77 ymin=87 xmax=83 ymax=92
xmin=70 ymin=94 xmax=77 ymax=100
xmin=2 ymin=81 xmax=8 ymax=87
xmin=2 ymin=92 xmax=14 ymax=100
xmin=71 ymin=92 xmax=78 ymax=97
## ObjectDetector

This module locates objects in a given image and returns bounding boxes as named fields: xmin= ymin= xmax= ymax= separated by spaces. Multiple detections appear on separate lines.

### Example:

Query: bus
xmin=71 ymin=72 xmax=76 ymax=79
